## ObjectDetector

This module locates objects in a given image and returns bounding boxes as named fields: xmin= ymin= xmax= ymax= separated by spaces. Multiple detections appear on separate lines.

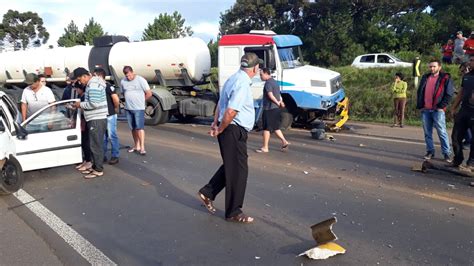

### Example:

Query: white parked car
xmin=0 ymin=91 xmax=82 ymax=194
xmin=351 ymin=53 xmax=412 ymax=69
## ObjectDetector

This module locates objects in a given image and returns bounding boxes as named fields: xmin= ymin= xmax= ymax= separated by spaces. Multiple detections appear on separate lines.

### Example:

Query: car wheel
xmin=0 ymin=158 xmax=24 ymax=195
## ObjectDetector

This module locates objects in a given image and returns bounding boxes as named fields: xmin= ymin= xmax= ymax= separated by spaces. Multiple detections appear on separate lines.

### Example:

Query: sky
xmin=0 ymin=0 xmax=235 ymax=47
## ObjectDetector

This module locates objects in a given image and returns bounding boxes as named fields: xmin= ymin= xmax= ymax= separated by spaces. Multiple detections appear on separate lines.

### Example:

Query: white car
xmin=351 ymin=53 xmax=412 ymax=69
xmin=0 ymin=91 xmax=82 ymax=194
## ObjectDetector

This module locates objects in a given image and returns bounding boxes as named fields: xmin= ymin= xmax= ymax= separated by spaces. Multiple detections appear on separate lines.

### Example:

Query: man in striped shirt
xmin=72 ymin=67 xmax=108 ymax=179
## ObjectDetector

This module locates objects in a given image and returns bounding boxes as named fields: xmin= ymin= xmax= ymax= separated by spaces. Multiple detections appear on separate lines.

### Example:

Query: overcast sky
xmin=0 ymin=0 xmax=235 ymax=47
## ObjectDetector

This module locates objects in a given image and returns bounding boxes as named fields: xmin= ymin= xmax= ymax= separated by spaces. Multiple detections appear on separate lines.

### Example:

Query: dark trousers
xmin=81 ymin=123 xmax=91 ymax=162
xmin=393 ymin=98 xmax=406 ymax=125
xmin=199 ymin=124 xmax=249 ymax=218
xmin=88 ymin=119 xmax=107 ymax=172
xmin=452 ymin=108 xmax=474 ymax=166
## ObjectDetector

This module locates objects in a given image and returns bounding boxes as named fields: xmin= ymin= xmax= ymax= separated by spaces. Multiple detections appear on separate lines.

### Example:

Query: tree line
xmin=0 ymin=1 xmax=472 ymax=67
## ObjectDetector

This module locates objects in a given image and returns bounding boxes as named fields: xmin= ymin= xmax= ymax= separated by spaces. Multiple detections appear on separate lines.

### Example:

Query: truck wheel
xmin=0 ymin=158 xmax=24 ymax=195
xmin=145 ymin=97 xmax=169 ymax=125
xmin=280 ymin=107 xmax=293 ymax=131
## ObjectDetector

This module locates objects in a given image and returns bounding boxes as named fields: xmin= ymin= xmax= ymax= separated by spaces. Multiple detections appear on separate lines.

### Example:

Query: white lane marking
xmin=329 ymin=133 xmax=425 ymax=145
xmin=13 ymin=189 xmax=116 ymax=266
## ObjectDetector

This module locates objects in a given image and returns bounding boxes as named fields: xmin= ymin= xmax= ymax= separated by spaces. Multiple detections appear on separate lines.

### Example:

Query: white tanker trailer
xmin=0 ymin=35 xmax=215 ymax=125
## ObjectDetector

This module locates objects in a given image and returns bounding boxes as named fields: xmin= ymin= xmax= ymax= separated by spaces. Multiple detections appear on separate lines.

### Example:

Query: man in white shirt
xmin=20 ymin=73 xmax=55 ymax=121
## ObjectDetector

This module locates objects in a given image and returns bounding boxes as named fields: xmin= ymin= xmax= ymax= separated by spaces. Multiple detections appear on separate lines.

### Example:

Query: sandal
xmin=75 ymin=162 xmax=85 ymax=169
xmin=78 ymin=162 xmax=92 ymax=171
xmin=140 ymin=150 xmax=147 ymax=156
xmin=84 ymin=170 xmax=104 ymax=179
xmin=226 ymin=213 xmax=254 ymax=223
xmin=255 ymin=148 xmax=269 ymax=153
xmin=81 ymin=168 xmax=93 ymax=174
xmin=281 ymin=143 xmax=290 ymax=152
xmin=128 ymin=148 xmax=139 ymax=153
xmin=198 ymin=192 xmax=216 ymax=214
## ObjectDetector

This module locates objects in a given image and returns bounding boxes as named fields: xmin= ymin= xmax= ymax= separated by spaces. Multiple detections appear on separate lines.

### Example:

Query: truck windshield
xmin=278 ymin=46 xmax=304 ymax=69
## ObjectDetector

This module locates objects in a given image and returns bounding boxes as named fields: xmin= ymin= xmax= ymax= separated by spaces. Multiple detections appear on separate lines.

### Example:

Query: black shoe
xmin=399 ymin=124 xmax=404 ymax=128
xmin=109 ymin=157 xmax=119 ymax=165
xmin=423 ymin=152 xmax=434 ymax=160
xmin=444 ymin=154 xmax=453 ymax=163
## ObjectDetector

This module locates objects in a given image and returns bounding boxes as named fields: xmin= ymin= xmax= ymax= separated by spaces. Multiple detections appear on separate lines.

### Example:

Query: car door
xmin=376 ymin=54 xmax=395 ymax=68
xmin=14 ymin=100 xmax=82 ymax=171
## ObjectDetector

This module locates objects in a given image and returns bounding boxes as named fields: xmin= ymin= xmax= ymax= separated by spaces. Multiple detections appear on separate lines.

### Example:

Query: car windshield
xmin=278 ymin=46 xmax=304 ymax=69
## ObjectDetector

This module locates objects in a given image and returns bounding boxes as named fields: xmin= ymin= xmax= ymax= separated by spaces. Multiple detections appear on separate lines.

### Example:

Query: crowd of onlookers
xmin=20 ymin=66 xmax=152 ymax=179
xmin=390 ymin=30 xmax=474 ymax=170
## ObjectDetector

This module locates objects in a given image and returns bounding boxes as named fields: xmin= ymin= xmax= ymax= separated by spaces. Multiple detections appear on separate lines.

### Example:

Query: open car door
xmin=15 ymin=100 xmax=82 ymax=171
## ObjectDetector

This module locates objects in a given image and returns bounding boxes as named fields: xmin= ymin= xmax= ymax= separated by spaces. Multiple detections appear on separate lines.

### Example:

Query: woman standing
xmin=391 ymin=72 xmax=408 ymax=128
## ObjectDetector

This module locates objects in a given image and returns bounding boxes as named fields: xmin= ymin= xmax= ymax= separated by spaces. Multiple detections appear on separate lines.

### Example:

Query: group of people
xmin=21 ymin=66 xmax=152 ymax=179
xmin=391 ymin=55 xmax=474 ymax=166
xmin=441 ymin=31 xmax=474 ymax=65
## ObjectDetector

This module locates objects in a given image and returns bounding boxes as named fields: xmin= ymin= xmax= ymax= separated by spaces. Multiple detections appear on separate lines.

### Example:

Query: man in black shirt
xmin=256 ymin=68 xmax=289 ymax=153
xmin=450 ymin=54 xmax=474 ymax=168
xmin=94 ymin=68 xmax=120 ymax=165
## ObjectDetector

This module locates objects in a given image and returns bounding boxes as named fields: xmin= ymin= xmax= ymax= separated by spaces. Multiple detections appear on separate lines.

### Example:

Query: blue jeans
xmin=421 ymin=110 xmax=451 ymax=156
xmin=103 ymin=114 xmax=120 ymax=158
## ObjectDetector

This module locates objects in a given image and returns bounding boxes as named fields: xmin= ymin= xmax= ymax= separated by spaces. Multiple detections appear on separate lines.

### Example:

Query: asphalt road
xmin=2 ymin=120 xmax=473 ymax=265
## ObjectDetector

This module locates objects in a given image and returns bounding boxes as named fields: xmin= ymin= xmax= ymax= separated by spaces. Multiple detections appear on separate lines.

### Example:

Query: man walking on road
xmin=198 ymin=53 xmax=262 ymax=224
xmin=416 ymin=59 xmax=455 ymax=162
xmin=72 ymin=67 xmax=108 ymax=179
xmin=450 ymin=55 xmax=474 ymax=168
xmin=256 ymin=67 xmax=290 ymax=153
xmin=121 ymin=66 xmax=152 ymax=156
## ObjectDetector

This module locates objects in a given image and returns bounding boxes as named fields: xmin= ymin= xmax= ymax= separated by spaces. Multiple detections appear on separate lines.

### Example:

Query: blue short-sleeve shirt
xmin=218 ymin=70 xmax=255 ymax=131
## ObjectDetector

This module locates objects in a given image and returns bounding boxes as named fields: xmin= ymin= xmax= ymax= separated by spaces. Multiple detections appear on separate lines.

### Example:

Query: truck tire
xmin=280 ymin=107 xmax=293 ymax=131
xmin=0 ymin=158 xmax=24 ymax=195
xmin=145 ymin=97 xmax=169 ymax=125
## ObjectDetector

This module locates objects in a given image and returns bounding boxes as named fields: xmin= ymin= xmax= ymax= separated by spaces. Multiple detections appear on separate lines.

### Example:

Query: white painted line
xmin=13 ymin=189 xmax=116 ymax=266
xmin=333 ymin=133 xmax=425 ymax=146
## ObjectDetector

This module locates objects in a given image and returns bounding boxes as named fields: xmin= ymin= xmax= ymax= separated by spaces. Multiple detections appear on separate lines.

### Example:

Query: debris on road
xmin=303 ymin=171 xmax=309 ymax=175
xmin=326 ymin=134 xmax=336 ymax=141
xmin=299 ymin=217 xmax=345 ymax=260
xmin=447 ymin=184 xmax=456 ymax=189
xmin=359 ymin=144 xmax=366 ymax=147
xmin=470 ymin=182 xmax=474 ymax=187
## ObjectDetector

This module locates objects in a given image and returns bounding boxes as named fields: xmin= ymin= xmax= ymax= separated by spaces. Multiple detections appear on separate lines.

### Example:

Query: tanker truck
xmin=0 ymin=32 xmax=348 ymax=129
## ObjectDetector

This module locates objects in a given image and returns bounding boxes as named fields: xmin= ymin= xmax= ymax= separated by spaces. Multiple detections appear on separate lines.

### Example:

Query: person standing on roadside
xmin=121 ymin=66 xmax=152 ymax=156
xmin=450 ymin=55 xmax=474 ymax=168
xmin=391 ymin=72 xmax=408 ymax=128
xmin=416 ymin=59 xmax=454 ymax=162
xmin=454 ymin=31 xmax=467 ymax=64
xmin=72 ymin=67 xmax=108 ymax=179
xmin=94 ymin=68 xmax=120 ymax=165
xmin=441 ymin=39 xmax=454 ymax=64
xmin=256 ymin=67 xmax=289 ymax=152
xmin=198 ymin=53 xmax=262 ymax=224
xmin=463 ymin=31 xmax=474 ymax=59
xmin=20 ymin=73 xmax=55 ymax=122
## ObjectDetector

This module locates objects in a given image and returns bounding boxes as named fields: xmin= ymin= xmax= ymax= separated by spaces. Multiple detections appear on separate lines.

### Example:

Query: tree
xmin=57 ymin=20 xmax=82 ymax=47
xmin=0 ymin=9 xmax=49 ymax=50
xmin=208 ymin=39 xmax=218 ymax=67
xmin=142 ymin=11 xmax=193 ymax=40
xmin=80 ymin=18 xmax=105 ymax=45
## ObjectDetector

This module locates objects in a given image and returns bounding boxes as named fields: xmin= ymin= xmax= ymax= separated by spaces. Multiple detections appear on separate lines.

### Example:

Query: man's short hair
xmin=261 ymin=67 xmax=271 ymax=75
xmin=24 ymin=73 xmax=39 ymax=85
xmin=240 ymin=53 xmax=263 ymax=68
xmin=71 ymin=67 xmax=90 ymax=79
xmin=429 ymin=58 xmax=442 ymax=65
xmin=123 ymin=66 xmax=133 ymax=74
xmin=94 ymin=67 xmax=107 ymax=78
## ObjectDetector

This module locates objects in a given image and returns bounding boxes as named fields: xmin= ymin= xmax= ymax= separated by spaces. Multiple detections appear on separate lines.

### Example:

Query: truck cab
xmin=218 ymin=30 xmax=347 ymax=128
